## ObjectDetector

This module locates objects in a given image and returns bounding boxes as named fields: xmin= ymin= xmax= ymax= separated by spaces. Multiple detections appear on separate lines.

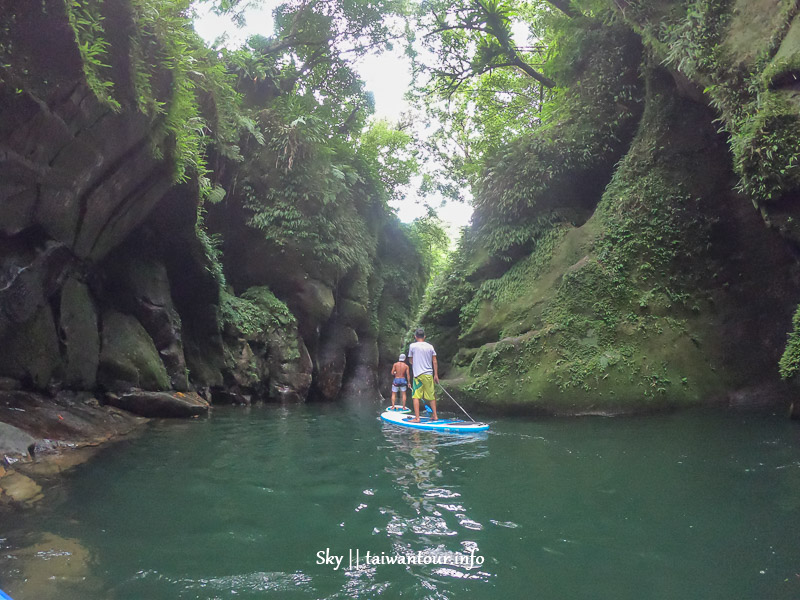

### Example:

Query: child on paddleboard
xmin=390 ymin=353 xmax=410 ymax=410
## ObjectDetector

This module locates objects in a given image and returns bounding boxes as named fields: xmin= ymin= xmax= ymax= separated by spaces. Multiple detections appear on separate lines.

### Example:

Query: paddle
xmin=437 ymin=383 xmax=477 ymax=422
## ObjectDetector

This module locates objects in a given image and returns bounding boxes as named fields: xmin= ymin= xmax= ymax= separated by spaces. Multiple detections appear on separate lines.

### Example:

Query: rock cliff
xmin=418 ymin=1 xmax=800 ymax=415
xmin=0 ymin=0 xmax=424 ymax=469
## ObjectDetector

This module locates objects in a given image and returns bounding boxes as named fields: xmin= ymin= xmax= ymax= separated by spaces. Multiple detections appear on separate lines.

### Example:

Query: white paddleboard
xmin=380 ymin=409 xmax=489 ymax=433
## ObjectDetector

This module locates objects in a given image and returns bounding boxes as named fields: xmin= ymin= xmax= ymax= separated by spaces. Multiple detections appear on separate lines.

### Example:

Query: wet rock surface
xmin=0 ymin=391 xmax=145 ymax=465
xmin=104 ymin=390 xmax=209 ymax=418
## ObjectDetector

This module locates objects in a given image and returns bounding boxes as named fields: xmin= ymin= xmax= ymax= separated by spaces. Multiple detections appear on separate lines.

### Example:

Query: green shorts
xmin=412 ymin=374 xmax=435 ymax=401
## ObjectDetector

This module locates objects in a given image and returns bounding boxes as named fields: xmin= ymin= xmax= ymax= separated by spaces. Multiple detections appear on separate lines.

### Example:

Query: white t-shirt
xmin=408 ymin=341 xmax=436 ymax=378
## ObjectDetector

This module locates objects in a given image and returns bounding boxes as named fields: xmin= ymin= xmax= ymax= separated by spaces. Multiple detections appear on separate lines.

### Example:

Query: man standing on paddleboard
xmin=408 ymin=328 xmax=438 ymax=422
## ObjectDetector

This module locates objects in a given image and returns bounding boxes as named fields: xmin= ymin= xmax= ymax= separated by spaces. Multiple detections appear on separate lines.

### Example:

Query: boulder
xmin=312 ymin=323 xmax=359 ymax=401
xmin=102 ymin=249 xmax=188 ymax=391
xmin=97 ymin=310 xmax=170 ymax=391
xmin=341 ymin=337 xmax=383 ymax=400
xmin=218 ymin=287 xmax=312 ymax=402
xmin=0 ymin=391 xmax=145 ymax=457
xmin=0 ymin=240 xmax=74 ymax=339
xmin=59 ymin=276 xmax=100 ymax=389
xmin=0 ymin=304 xmax=62 ymax=389
xmin=292 ymin=276 xmax=335 ymax=331
xmin=0 ymin=422 xmax=36 ymax=463
xmin=228 ymin=340 xmax=269 ymax=391
xmin=267 ymin=332 xmax=313 ymax=403
xmin=105 ymin=390 xmax=209 ymax=418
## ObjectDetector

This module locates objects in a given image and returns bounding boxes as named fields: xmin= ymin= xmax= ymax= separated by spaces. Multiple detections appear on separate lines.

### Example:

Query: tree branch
xmin=510 ymin=56 xmax=555 ymax=87
xmin=545 ymin=0 xmax=580 ymax=18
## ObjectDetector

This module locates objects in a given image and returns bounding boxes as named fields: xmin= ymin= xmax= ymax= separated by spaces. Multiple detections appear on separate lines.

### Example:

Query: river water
xmin=2 ymin=402 xmax=800 ymax=599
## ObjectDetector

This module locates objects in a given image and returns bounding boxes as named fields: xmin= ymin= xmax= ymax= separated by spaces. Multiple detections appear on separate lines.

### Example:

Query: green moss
xmin=471 ymin=20 xmax=644 ymax=257
xmin=460 ymin=226 xmax=569 ymax=332
xmin=632 ymin=0 xmax=800 ymax=213
xmin=220 ymin=287 xmax=294 ymax=337
xmin=427 ymin=66 xmax=750 ymax=413
xmin=732 ymin=92 xmax=800 ymax=204
xmin=99 ymin=310 xmax=170 ymax=391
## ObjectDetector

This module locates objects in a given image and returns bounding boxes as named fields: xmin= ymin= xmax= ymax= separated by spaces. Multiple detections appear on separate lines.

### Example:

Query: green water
xmin=2 ymin=402 xmax=800 ymax=599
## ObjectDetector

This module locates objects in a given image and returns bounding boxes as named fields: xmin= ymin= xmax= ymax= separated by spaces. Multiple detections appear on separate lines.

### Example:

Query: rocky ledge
xmin=0 ymin=390 xmax=154 ymax=508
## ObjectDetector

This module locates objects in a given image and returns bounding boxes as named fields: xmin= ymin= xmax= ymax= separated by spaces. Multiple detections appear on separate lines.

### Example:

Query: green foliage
xmin=65 ymin=0 xmax=120 ymax=109
xmin=415 ymin=231 xmax=477 ymax=327
xmin=779 ymin=304 xmax=800 ymax=380
xmin=659 ymin=0 xmax=729 ymax=79
xmin=435 ymin=75 xmax=724 ymax=405
xmin=634 ymin=0 xmax=800 ymax=209
xmin=408 ymin=0 xmax=559 ymax=198
xmin=238 ymin=97 xmax=419 ymax=287
xmin=196 ymin=206 xmax=227 ymax=289
xmin=206 ymin=3 xmax=422 ymax=287
xmin=215 ymin=0 xmax=403 ymax=132
xmin=220 ymin=286 xmax=294 ymax=337
xmin=359 ymin=119 xmax=419 ymax=201
xmin=241 ymin=103 xmax=380 ymax=281
xmin=410 ymin=0 xmax=559 ymax=97
xmin=376 ymin=216 xmax=430 ymax=355
xmin=471 ymin=19 xmax=643 ymax=256
xmin=732 ymin=92 xmax=800 ymax=203
xmin=405 ymin=208 xmax=451 ymax=277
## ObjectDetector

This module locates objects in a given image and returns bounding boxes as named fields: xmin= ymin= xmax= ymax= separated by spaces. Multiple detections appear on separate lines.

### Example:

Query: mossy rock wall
xmin=0 ymin=306 xmax=62 ymax=390
xmin=98 ymin=310 xmax=171 ymax=392
xmin=0 ymin=0 xmax=427 ymax=414
xmin=60 ymin=277 xmax=100 ymax=390
xmin=424 ymin=65 xmax=800 ymax=415
xmin=218 ymin=286 xmax=313 ymax=403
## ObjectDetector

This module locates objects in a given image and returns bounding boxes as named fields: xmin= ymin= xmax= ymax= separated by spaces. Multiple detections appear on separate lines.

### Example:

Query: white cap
xmin=399 ymin=353 xmax=406 ymax=361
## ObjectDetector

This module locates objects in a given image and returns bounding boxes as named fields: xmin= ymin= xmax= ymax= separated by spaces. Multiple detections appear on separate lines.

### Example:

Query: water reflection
xmin=376 ymin=423 xmax=492 ymax=593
